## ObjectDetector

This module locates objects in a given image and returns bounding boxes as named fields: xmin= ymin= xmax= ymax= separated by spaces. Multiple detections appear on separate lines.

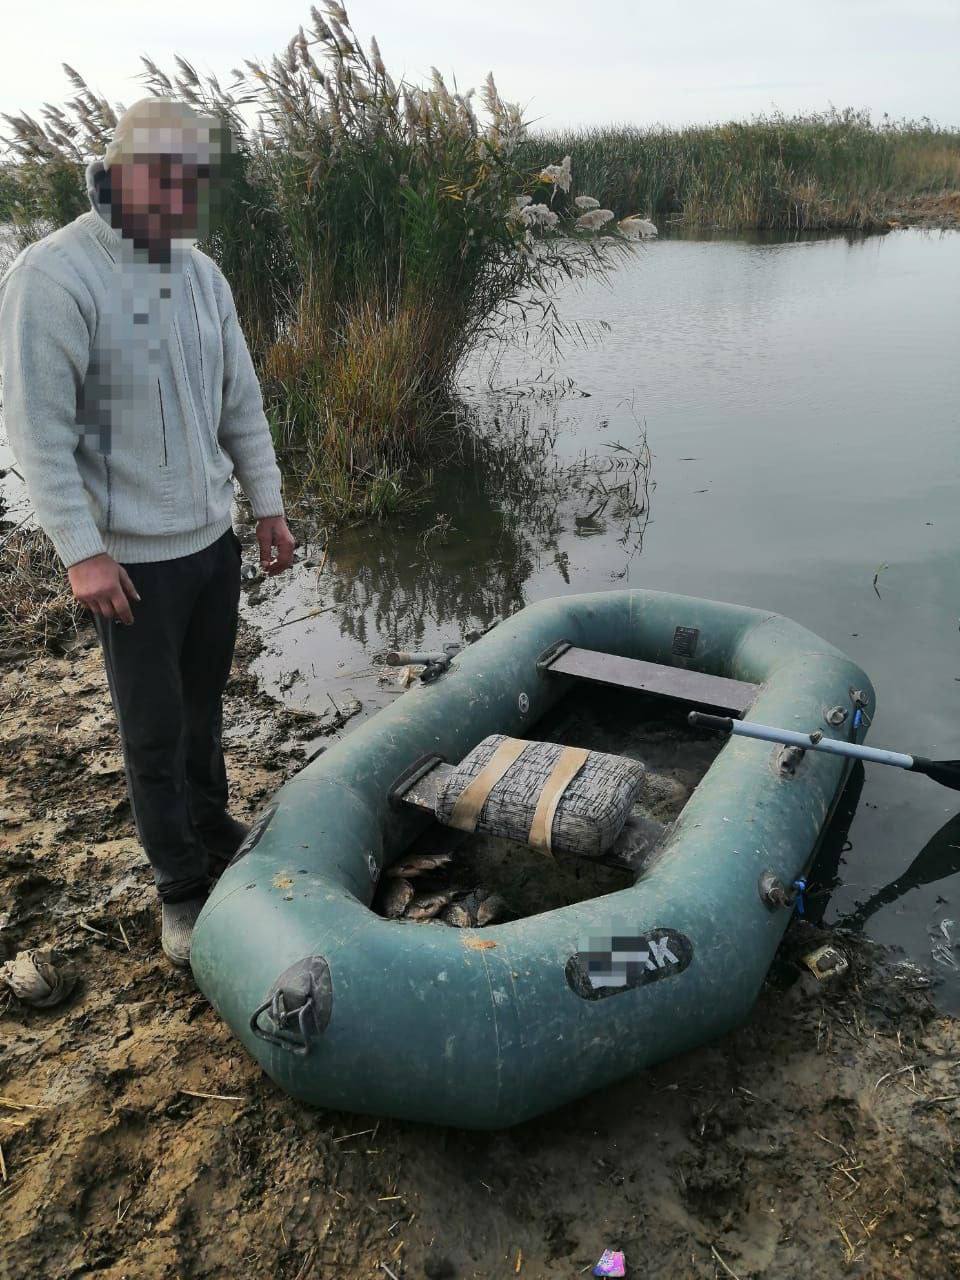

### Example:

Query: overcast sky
xmin=2 ymin=0 xmax=958 ymax=140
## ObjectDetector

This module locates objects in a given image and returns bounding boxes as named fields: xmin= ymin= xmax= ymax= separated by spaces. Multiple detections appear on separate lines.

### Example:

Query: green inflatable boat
xmin=191 ymin=590 xmax=873 ymax=1128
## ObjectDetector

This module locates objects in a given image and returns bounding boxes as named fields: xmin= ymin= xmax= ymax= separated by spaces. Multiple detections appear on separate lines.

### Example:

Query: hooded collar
xmin=84 ymin=160 xmax=123 ymax=254
xmin=81 ymin=158 xmax=193 ymax=269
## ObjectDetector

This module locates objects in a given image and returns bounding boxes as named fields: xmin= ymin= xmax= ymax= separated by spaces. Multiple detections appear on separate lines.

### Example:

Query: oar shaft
xmin=688 ymin=712 xmax=914 ymax=770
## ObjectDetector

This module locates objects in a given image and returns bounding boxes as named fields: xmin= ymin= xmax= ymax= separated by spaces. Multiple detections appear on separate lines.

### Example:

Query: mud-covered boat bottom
xmin=1 ymin=627 xmax=959 ymax=1279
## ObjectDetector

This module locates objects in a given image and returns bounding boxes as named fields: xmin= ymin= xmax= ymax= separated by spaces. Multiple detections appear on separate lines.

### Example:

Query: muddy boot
xmin=200 ymin=816 xmax=250 ymax=883
xmin=161 ymin=896 xmax=206 ymax=967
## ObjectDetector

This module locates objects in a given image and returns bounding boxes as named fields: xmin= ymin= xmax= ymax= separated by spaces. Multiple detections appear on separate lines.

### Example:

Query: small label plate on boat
xmin=565 ymin=927 xmax=693 ymax=999
xmin=672 ymin=626 xmax=699 ymax=658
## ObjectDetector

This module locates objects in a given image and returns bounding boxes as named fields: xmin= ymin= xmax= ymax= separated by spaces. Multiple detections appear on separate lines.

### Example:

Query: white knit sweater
xmin=0 ymin=161 xmax=285 ymax=566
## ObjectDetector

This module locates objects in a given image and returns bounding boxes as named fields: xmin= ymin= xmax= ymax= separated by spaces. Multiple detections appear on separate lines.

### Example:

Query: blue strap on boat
xmin=850 ymin=687 xmax=870 ymax=733
xmin=792 ymin=877 xmax=807 ymax=915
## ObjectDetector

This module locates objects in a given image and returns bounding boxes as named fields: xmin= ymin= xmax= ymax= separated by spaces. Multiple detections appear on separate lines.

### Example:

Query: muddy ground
xmin=1 ymin=619 xmax=959 ymax=1280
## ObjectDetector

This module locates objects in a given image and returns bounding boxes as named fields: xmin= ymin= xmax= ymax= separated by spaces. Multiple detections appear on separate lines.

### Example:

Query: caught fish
xmin=455 ymin=890 xmax=483 ymax=924
xmin=475 ymin=893 xmax=507 ymax=927
xmin=441 ymin=903 xmax=472 ymax=928
xmin=403 ymin=890 xmax=457 ymax=921
xmin=381 ymin=877 xmax=415 ymax=919
xmin=387 ymin=852 xmax=453 ymax=879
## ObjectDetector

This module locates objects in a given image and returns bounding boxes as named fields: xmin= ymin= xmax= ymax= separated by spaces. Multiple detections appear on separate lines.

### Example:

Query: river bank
xmin=1 ymin=608 xmax=958 ymax=1280
xmin=884 ymin=190 xmax=960 ymax=229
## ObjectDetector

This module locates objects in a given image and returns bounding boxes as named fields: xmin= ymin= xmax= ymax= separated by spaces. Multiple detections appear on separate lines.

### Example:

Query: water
xmin=3 ymin=225 xmax=960 ymax=1008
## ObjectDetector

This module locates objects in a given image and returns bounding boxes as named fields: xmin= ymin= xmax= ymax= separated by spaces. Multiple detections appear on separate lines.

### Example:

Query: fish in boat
xmin=380 ymin=877 xmax=415 ymax=919
xmin=403 ymin=890 xmax=457 ymax=921
xmin=386 ymin=852 xmax=453 ymax=878
xmin=475 ymin=892 xmax=508 ymax=927
xmin=440 ymin=902 xmax=472 ymax=928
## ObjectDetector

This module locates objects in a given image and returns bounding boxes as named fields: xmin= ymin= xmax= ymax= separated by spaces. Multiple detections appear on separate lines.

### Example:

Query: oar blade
xmin=911 ymin=757 xmax=960 ymax=792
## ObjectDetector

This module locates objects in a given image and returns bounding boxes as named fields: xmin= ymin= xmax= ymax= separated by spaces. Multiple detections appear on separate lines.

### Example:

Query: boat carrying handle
xmin=250 ymin=955 xmax=333 ymax=1056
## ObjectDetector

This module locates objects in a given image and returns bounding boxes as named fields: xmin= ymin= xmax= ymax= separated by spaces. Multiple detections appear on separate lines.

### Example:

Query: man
xmin=0 ymin=98 xmax=295 ymax=966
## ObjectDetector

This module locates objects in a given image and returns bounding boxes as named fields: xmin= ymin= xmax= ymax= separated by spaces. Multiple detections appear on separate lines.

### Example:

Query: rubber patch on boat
xmin=565 ymin=927 xmax=693 ymax=999
xmin=228 ymin=802 xmax=278 ymax=868
xmin=464 ymin=937 xmax=497 ymax=950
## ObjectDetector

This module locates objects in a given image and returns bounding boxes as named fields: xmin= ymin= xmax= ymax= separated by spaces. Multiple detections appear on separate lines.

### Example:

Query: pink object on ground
xmin=593 ymin=1249 xmax=626 ymax=1277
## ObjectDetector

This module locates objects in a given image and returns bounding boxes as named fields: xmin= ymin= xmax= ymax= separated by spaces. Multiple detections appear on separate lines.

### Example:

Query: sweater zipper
xmin=158 ymin=378 xmax=168 ymax=466
xmin=173 ymin=317 xmax=210 ymax=525
xmin=104 ymin=454 xmax=113 ymax=531
xmin=91 ymin=229 xmax=116 ymax=266
xmin=186 ymin=272 xmax=220 ymax=455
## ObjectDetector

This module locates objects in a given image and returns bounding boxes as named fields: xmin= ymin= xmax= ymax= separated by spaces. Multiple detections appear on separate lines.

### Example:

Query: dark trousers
xmin=93 ymin=528 xmax=242 ymax=902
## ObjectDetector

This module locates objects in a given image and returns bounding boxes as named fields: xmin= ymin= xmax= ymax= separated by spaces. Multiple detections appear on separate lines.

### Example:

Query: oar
xmin=687 ymin=711 xmax=960 ymax=792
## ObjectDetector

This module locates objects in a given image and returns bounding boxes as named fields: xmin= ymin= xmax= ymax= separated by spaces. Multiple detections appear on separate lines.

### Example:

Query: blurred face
xmin=110 ymin=154 xmax=213 ymax=247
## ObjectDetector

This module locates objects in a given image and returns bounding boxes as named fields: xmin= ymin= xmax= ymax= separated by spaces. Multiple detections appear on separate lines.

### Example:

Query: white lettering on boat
xmin=649 ymin=937 xmax=680 ymax=968
xmin=565 ymin=926 xmax=693 ymax=999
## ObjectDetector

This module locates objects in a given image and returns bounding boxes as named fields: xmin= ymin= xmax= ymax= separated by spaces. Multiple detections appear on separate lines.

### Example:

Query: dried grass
xmin=0 ymin=525 xmax=87 ymax=655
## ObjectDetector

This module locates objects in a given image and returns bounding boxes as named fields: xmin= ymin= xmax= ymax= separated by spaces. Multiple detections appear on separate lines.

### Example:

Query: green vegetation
xmin=0 ymin=6 xmax=613 ymax=522
xmin=0 ymin=165 xmax=19 ymax=222
xmin=526 ymin=111 xmax=960 ymax=231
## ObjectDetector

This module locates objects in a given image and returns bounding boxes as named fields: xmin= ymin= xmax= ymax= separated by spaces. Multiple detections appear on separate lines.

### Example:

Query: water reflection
xmin=838 ymin=809 xmax=960 ymax=933
xmin=661 ymin=224 xmax=888 ymax=251
xmin=308 ymin=394 xmax=653 ymax=651
xmin=804 ymin=764 xmax=865 ymax=927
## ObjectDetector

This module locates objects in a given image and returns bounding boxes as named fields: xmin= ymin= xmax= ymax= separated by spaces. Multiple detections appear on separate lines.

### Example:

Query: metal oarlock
xmin=384 ymin=641 xmax=462 ymax=682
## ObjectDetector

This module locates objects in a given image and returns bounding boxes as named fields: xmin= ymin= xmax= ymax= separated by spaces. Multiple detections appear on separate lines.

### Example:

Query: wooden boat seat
xmin=538 ymin=642 xmax=759 ymax=717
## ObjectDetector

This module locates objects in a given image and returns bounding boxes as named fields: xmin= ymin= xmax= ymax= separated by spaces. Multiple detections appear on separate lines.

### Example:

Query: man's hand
xmin=68 ymin=553 xmax=141 ymax=625
xmin=255 ymin=515 xmax=296 ymax=576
